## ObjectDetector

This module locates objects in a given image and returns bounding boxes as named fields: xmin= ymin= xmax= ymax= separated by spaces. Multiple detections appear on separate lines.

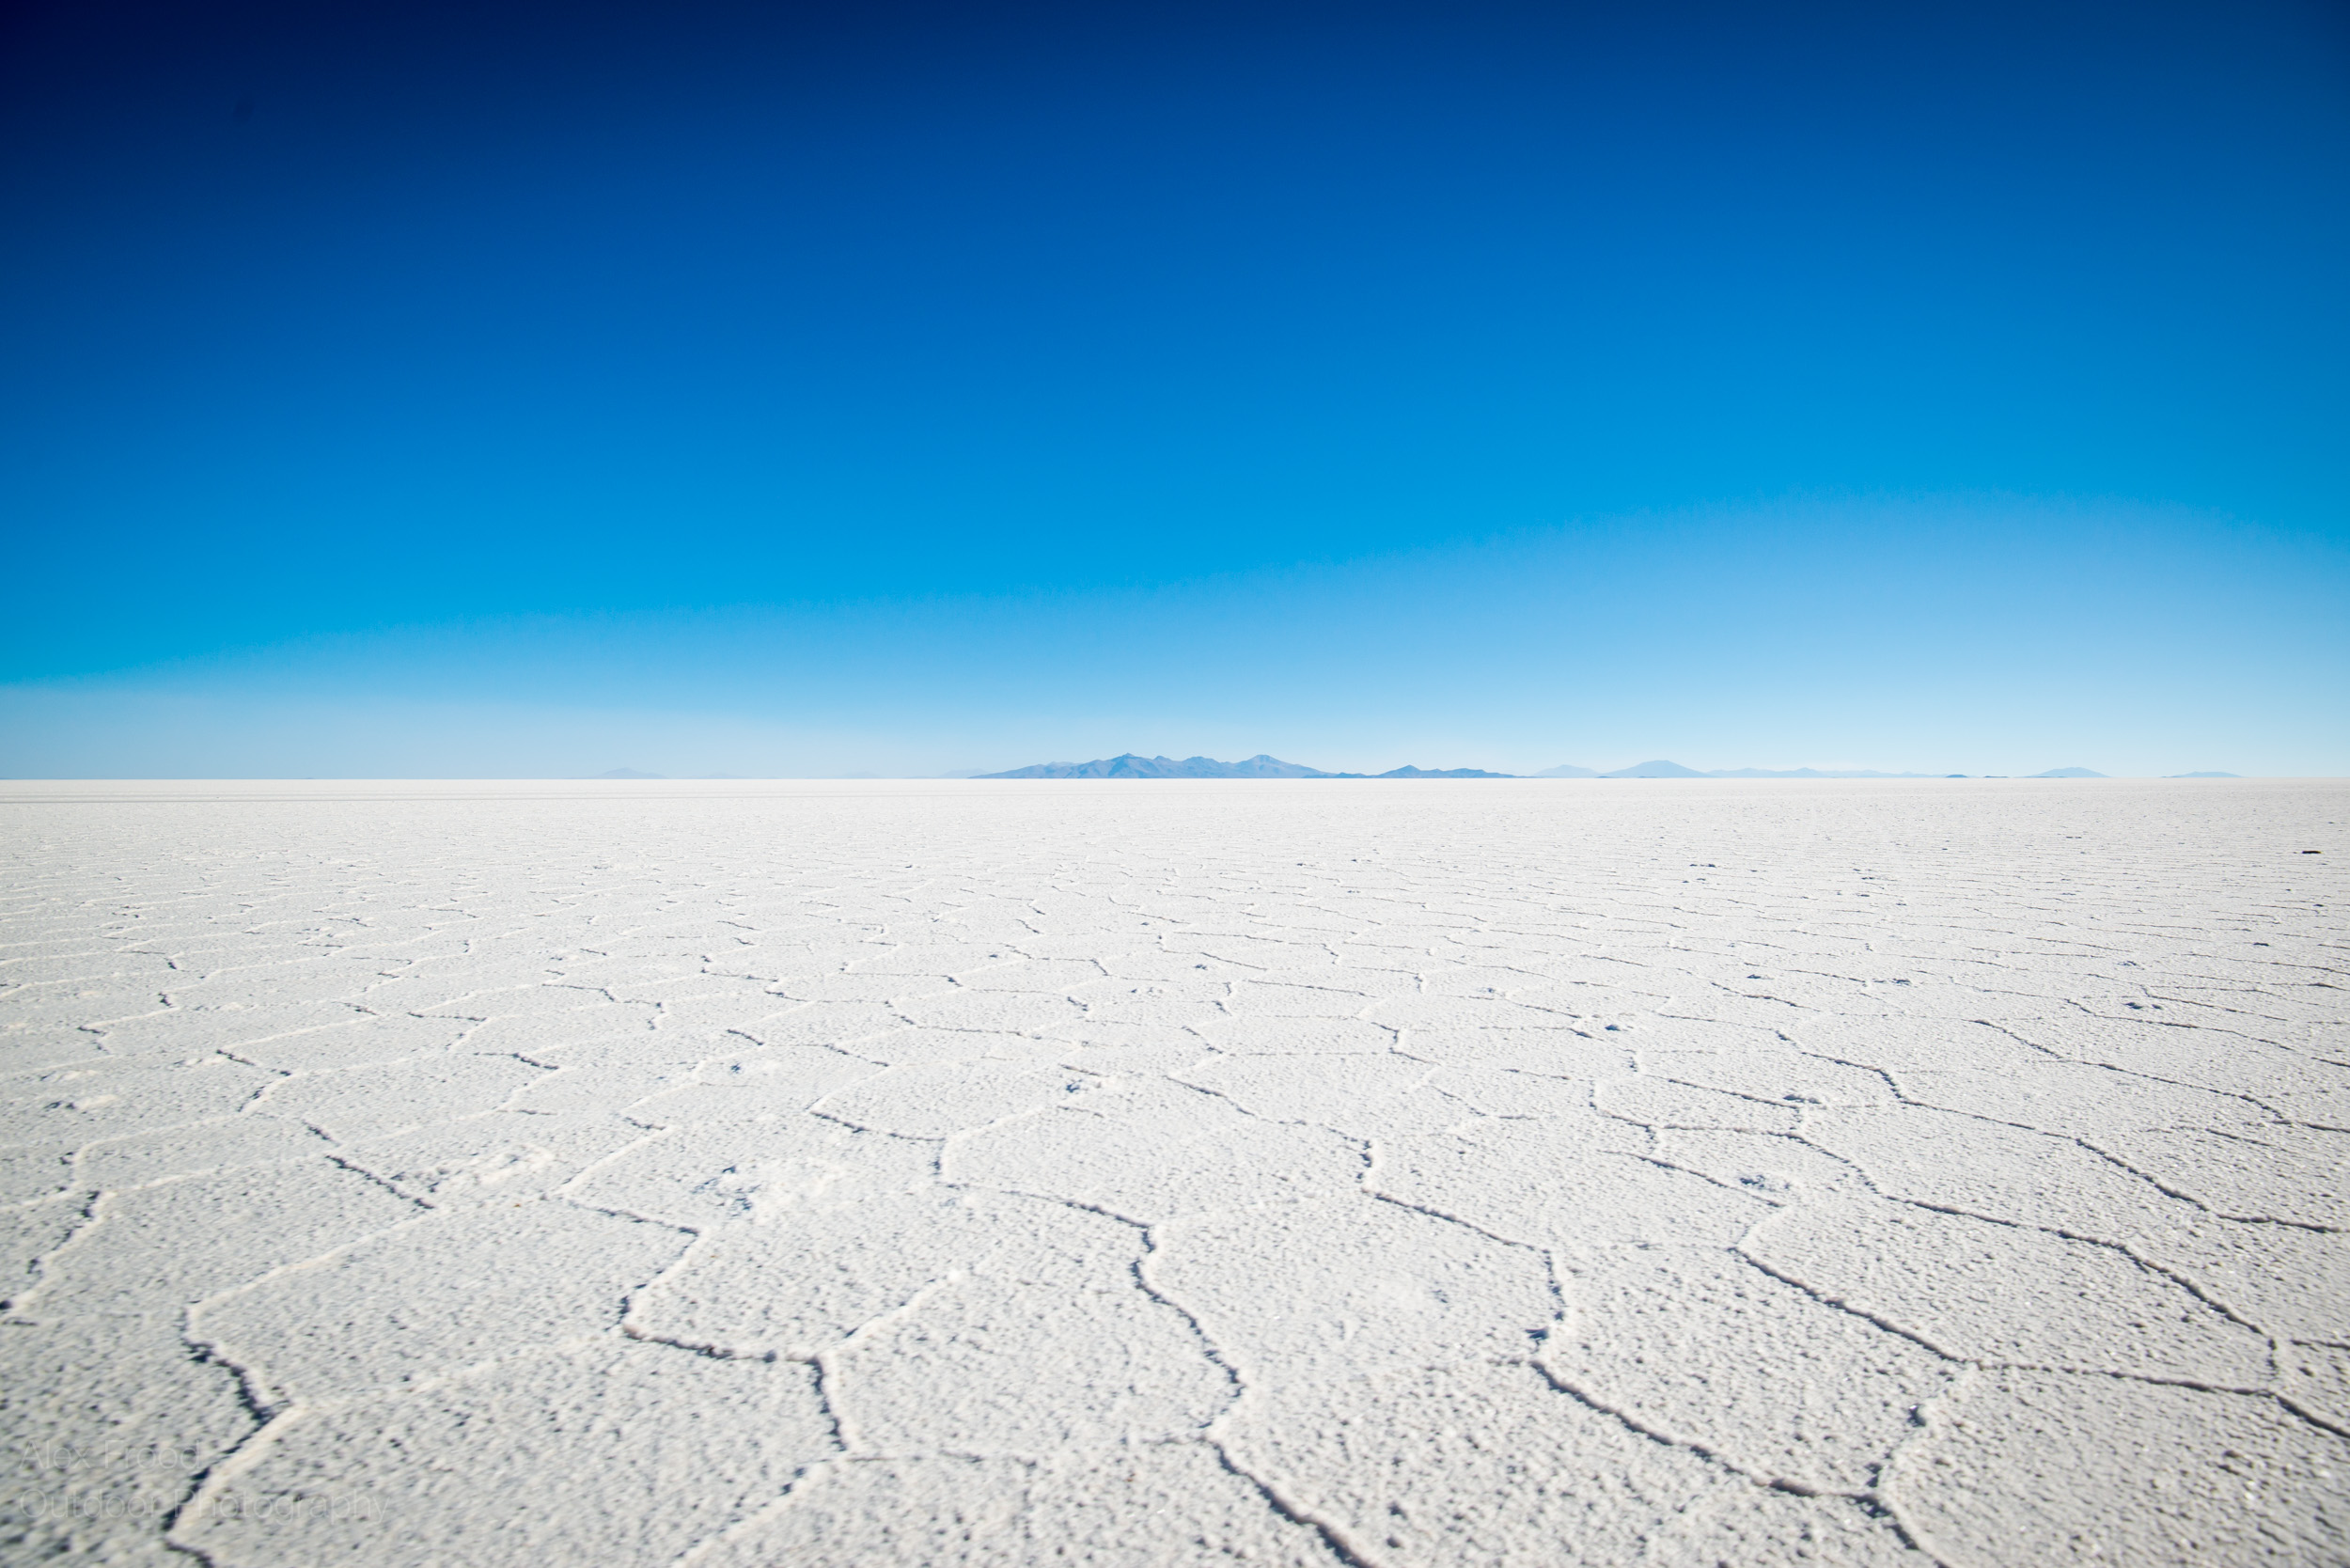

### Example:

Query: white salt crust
xmin=0 ymin=776 xmax=2342 ymax=1565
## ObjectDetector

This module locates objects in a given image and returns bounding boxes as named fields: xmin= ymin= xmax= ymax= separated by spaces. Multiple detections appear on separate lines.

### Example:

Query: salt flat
xmin=1 ymin=777 xmax=2343 ymax=1566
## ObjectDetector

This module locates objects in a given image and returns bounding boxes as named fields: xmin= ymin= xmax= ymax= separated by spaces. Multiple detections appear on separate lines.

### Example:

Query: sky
xmin=3 ymin=0 xmax=2345 ymax=777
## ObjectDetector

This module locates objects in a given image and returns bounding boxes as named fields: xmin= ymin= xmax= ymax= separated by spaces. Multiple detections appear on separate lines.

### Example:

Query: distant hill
xmin=1605 ymin=760 xmax=1709 ymax=778
xmin=1376 ymin=765 xmax=1513 ymax=778
xmin=980 ymin=753 xmax=1328 ymax=779
xmin=593 ymin=768 xmax=664 ymax=779
xmin=1220 ymin=754 xmax=1341 ymax=777
xmin=2167 ymin=772 xmax=2239 ymax=778
xmin=977 ymin=753 xmax=1514 ymax=778
xmin=980 ymin=753 xmax=2123 ymax=782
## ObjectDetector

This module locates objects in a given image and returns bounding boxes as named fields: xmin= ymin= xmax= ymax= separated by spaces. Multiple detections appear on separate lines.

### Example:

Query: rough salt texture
xmin=0 ymin=776 xmax=2342 ymax=1567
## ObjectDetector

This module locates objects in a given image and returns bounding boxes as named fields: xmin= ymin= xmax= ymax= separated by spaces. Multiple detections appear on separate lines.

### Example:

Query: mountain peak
xmin=1376 ymin=765 xmax=1513 ymax=778
xmin=1604 ymin=760 xmax=1707 ymax=778
xmin=976 ymin=754 xmax=1513 ymax=779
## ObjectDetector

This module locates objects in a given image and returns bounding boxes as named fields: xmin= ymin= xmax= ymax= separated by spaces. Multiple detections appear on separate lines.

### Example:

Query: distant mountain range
xmin=977 ymin=754 xmax=2148 ymax=780
xmin=593 ymin=757 xmax=2179 ymax=782
xmin=976 ymin=753 xmax=1509 ymax=779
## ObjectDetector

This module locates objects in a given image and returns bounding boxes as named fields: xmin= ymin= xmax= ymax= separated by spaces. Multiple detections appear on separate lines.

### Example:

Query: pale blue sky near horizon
xmin=5 ymin=1 xmax=2345 ymax=778
xmin=5 ymin=494 xmax=2341 ymax=778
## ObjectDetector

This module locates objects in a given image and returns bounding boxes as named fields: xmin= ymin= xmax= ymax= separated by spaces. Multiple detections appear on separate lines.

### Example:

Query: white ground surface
xmin=1 ymin=777 xmax=2344 ymax=1567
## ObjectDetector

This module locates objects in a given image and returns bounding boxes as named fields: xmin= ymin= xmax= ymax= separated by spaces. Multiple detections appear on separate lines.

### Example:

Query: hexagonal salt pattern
xmin=1 ymin=776 xmax=2342 ymax=1566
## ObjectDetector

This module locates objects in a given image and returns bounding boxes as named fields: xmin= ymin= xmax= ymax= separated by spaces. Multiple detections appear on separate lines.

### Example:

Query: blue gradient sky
xmin=4 ymin=0 xmax=2344 ymax=776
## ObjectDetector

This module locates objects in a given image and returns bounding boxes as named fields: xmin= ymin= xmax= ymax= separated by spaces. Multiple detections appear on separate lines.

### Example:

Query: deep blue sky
xmin=4 ymin=0 xmax=2345 ymax=775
